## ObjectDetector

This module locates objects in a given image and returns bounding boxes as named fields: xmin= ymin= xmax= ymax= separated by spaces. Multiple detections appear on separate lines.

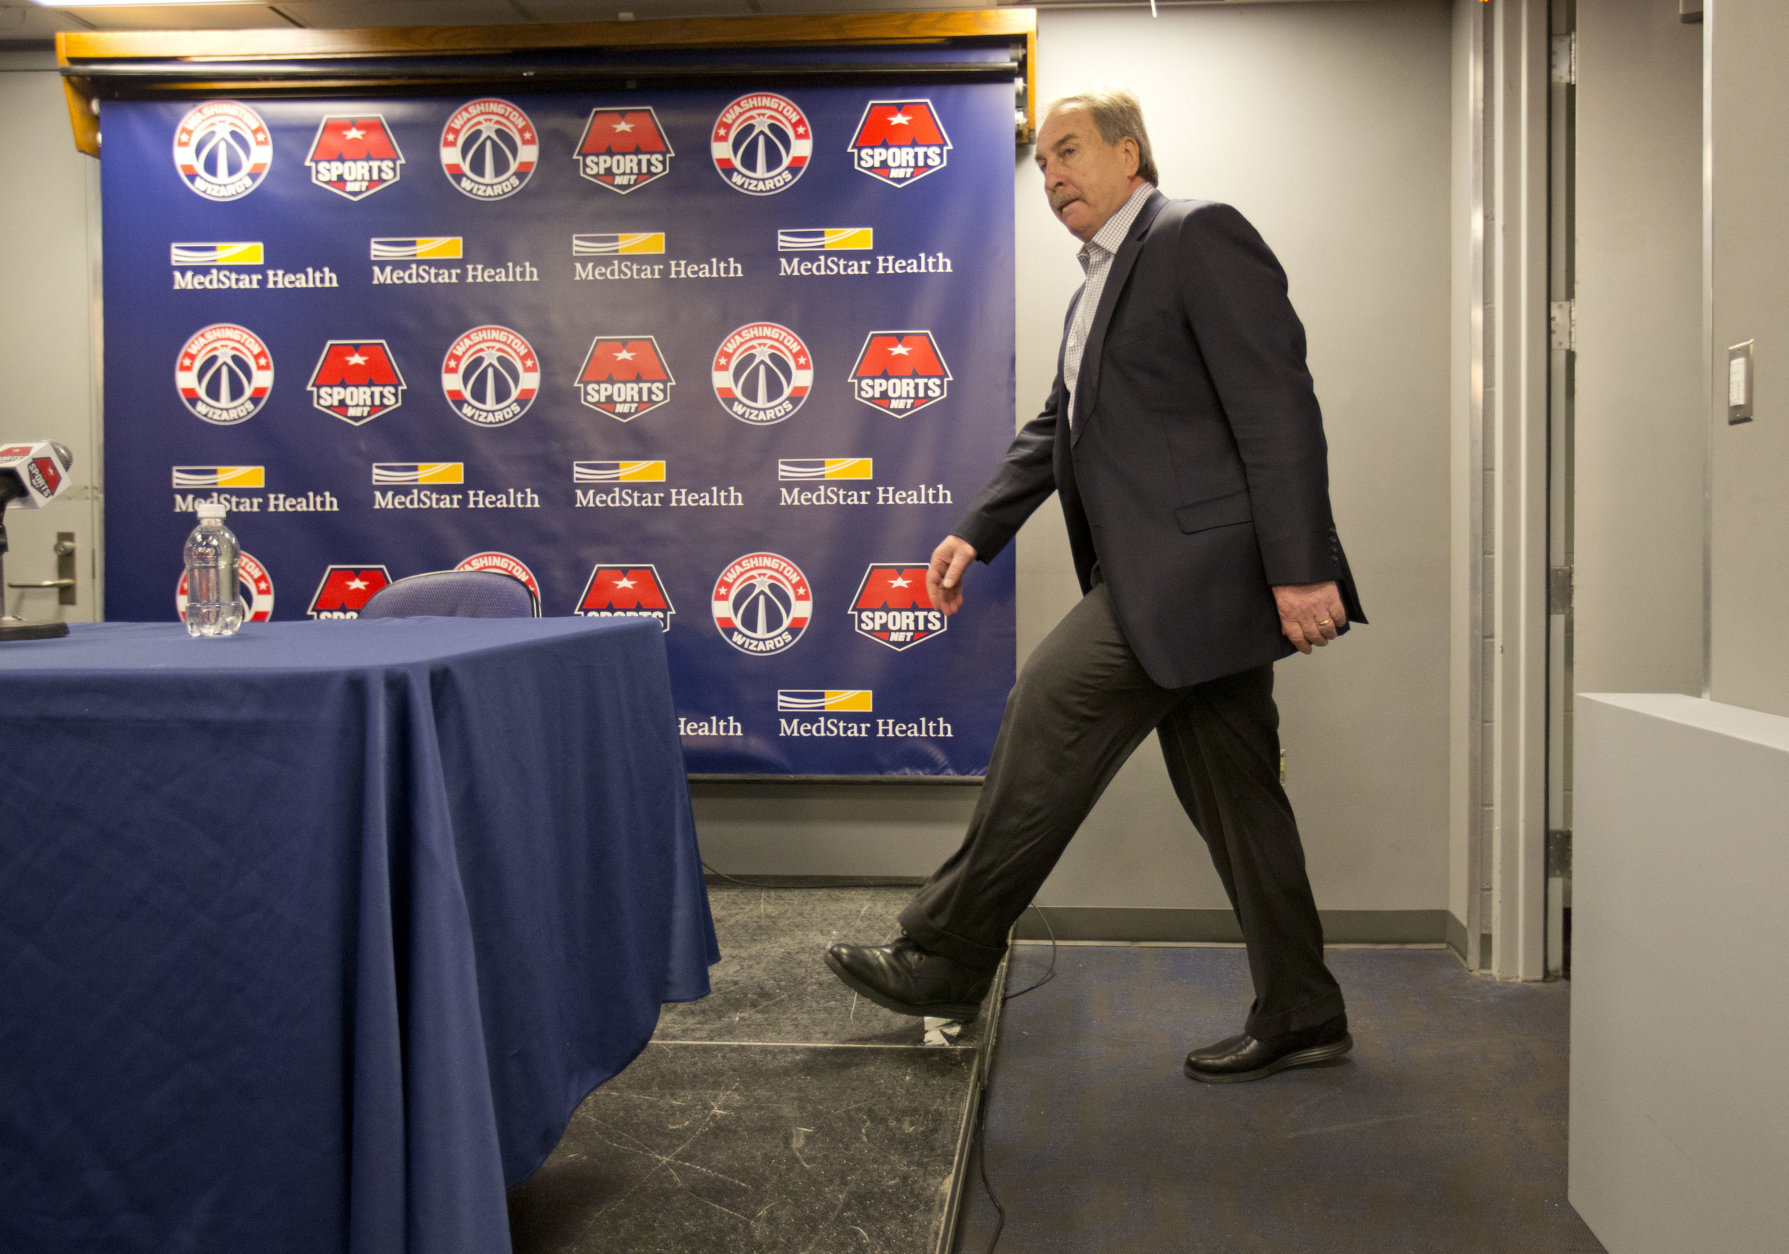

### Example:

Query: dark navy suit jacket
xmin=953 ymin=191 xmax=1365 ymax=689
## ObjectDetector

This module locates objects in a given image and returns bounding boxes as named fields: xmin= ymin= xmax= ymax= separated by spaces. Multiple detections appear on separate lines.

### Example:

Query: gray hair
xmin=1045 ymin=88 xmax=1159 ymax=185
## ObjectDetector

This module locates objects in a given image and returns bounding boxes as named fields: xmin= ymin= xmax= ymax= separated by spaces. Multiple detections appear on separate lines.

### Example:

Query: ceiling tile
xmin=38 ymin=5 xmax=296 ymax=31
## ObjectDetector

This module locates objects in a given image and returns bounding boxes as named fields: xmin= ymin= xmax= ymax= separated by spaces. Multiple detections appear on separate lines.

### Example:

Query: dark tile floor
xmin=508 ymin=885 xmax=989 ymax=1254
xmin=954 ymin=942 xmax=1607 ymax=1254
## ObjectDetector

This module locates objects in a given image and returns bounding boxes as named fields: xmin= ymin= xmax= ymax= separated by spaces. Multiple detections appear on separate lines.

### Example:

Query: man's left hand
xmin=1273 ymin=582 xmax=1346 ymax=655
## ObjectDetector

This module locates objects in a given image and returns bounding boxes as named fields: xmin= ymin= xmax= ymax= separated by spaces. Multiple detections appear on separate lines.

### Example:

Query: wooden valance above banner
xmin=55 ymin=8 xmax=1039 ymax=157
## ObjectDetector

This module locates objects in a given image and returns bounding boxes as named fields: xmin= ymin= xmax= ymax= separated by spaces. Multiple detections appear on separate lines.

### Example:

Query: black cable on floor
xmin=975 ymin=903 xmax=1057 ymax=1254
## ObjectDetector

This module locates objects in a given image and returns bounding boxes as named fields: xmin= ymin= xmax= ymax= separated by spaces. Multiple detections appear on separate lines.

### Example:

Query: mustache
xmin=1049 ymin=189 xmax=1080 ymax=211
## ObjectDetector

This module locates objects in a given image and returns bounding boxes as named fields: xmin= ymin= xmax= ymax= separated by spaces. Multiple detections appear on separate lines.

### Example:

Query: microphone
xmin=0 ymin=442 xmax=74 ymax=510
xmin=0 ymin=442 xmax=76 ymax=642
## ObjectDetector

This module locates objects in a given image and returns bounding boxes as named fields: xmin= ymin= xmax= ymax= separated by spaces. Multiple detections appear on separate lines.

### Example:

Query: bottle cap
xmin=195 ymin=502 xmax=228 ymax=520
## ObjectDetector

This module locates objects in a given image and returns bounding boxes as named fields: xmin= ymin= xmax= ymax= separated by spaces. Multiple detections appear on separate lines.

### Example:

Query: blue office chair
xmin=358 ymin=570 xmax=539 ymax=619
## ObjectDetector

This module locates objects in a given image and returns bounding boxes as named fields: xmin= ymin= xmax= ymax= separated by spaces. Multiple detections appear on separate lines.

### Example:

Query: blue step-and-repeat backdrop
xmin=100 ymin=81 xmax=1016 ymax=775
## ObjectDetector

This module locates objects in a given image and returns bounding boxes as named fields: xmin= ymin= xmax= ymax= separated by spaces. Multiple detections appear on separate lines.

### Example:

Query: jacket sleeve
xmin=1174 ymin=202 xmax=1342 ymax=587
xmin=951 ymin=364 xmax=1065 ymax=562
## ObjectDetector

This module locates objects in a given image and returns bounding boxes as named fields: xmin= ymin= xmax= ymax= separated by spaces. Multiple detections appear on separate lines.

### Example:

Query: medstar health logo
xmin=576 ymin=107 xmax=674 ymax=192
xmin=441 ymin=325 xmax=540 ymax=427
xmin=440 ymin=99 xmax=539 ymax=200
xmin=176 ymin=324 xmax=274 ymax=425
xmin=176 ymin=551 xmax=274 ymax=623
xmin=847 ymin=100 xmax=952 ymax=188
xmin=577 ymin=335 xmax=674 ymax=420
xmin=307 ymin=566 xmax=392 ymax=618
xmin=851 ymin=564 xmax=946 ymax=651
xmin=577 ymin=564 xmax=675 ymax=630
xmin=711 ymin=322 xmax=812 ymax=426
xmin=710 ymin=93 xmax=812 ymax=196
xmin=308 ymin=341 xmax=406 ymax=425
xmin=306 ymin=115 xmax=405 ymax=199
xmin=711 ymin=552 xmax=812 ymax=655
xmin=849 ymin=331 xmax=952 ymax=416
xmin=173 ymin=101 xmax=272 ymax=201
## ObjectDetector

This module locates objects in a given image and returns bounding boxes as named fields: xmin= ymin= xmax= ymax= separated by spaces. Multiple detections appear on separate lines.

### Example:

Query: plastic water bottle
xmin=183 ymin=502 xmax=244 ymax=638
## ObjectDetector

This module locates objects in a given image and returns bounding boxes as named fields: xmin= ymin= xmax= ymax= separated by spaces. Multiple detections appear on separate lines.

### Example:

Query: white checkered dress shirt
xmin=1063 ymin=182 xmax=1155 ymax=423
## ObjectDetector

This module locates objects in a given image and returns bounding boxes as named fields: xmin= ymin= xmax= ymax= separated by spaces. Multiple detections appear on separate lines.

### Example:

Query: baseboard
xmin=1010 ymin=907 xmax=1453 ymax=946
xmin=1446 ymin=911 xmax=1470 ymax=964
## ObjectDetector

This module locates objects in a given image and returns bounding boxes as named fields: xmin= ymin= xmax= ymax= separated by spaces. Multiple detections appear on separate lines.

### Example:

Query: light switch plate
xmin=1728 ymin=340 xmax=1755 ymax=424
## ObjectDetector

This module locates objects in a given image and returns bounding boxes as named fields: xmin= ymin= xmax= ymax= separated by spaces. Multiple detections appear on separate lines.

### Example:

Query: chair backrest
xmin=358 ymin=570 xmax=538 ymax=619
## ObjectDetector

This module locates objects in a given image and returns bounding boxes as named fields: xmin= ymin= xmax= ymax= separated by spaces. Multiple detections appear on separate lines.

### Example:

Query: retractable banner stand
xmin=100 ymin=78 xmax=1017 ymax=776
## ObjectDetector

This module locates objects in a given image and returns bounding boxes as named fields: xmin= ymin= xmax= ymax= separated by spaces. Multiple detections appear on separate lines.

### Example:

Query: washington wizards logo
xmin=577 ymin=564 xmax=674 ymax=630
xmin=712 ymin=553 xmax=812 ymax=655
xmin=712 ymin=322 xmax=812 ymax=426
xmin=577 ymin=335 xmax=674 ymax=420
xmin=847 ymin=100 xmax=952 ymax=188
xmin=441 ymin=326 xmax=539 ymax=427
xmin=849 ymin=331 xmax=952 ymax=416
xmin=307 ymin=565 xmax=392 ymax=619
xmin=851 ymin=564 xmax=947 ymax=650
xmin=306 ymin=115 xmax=404 ymax=199
xmin=173 ymin=101 xmax=271 ymax=201
xmin=711 ymin=93 xmax=812 ymax=196
xmin=577 ymin=107 xmax=674 ymax=192
xmin=176 ymin=324 xmax=273 ymax=426
xmin=440 ymin=99 xmax=539 ymax=200
xmin=176 ymin=551 xmax=274 ymax=623
xmin=457 ymin=552 xmax=541 ymax=614
xmin=309 ymin=341 xmax=405 ymax=425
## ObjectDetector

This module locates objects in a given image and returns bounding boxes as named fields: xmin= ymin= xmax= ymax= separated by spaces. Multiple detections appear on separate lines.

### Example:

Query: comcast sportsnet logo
xmin=712 ymin=552 xmax=811 ymax=655
xmin=306 ymin=115 xmax=404 ymax=199
xmin=176 ymin=551 xmax=274 ymax=623
xmin=577 ymin=335 xmax=674 ymax=420
xmin=577 ymin=107 xmax=673 ymax=192
xmin=847 ymin=100 xmax=952 ymax=188
xmin=711 ymin=322 xmax=812 ymax=426
xmin=173 ymin=101 xmax=271 ymax=201
xmin=176 ymin=324 xmax=273 ymax=425
xmin=440 ymin=99 xmax=538 ymax=200
xmin=711 ymin=93 xmax=811 ymax=195
xmin=309 ymin=341 xmax=405 ymax=425
xmin=577 ymin=564 xmax=674 ymax=630
xmin=442 ymin=325 xmax=539 ymax=426
xmin=852 ymin=564 xmax=946 ymax=650
xmin=457 ymin=551 xmax=541 ymax=614
xmin=850 ymin=331 xmax=951 ymax=416
xmin=307 ymin=565 xmax=391 ymax=618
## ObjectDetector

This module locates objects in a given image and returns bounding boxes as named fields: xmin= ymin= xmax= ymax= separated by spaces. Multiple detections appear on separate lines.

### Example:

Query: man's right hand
xmin=927 ymin=535 xmax=977 ymax=617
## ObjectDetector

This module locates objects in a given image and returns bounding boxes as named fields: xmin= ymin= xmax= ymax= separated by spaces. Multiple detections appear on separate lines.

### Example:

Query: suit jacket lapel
xmin=1071 ymin=190 xmax=1169 ymax=445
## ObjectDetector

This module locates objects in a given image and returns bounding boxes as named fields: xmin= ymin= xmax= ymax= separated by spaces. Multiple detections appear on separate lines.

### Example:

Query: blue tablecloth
xmin=0 ymin=618 xmax=718 ymax=1254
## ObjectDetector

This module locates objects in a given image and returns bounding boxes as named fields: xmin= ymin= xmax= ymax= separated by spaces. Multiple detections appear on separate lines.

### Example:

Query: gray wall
xmin=0 ymin=51 xmax=102 ymax=625
xmin=1708 ymin=0 xmax=1789 ymax=717
xmin=1573 ymin=0 xmax=1704 ymax=700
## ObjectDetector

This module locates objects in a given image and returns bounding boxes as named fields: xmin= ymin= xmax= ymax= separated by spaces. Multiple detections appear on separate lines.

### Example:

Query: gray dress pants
xmin=898 ymin=582 xmax=1345 ymax=1039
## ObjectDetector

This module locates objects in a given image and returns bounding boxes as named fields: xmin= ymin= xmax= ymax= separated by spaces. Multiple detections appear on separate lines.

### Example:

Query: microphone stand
xmin=0 ymin=496 xmax=71 ymax=642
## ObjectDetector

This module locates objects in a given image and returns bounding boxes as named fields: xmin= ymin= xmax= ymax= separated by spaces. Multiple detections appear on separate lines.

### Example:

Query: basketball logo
xmin=176 ymin=324 xmax=274 ymax=425
xmin=710 ymin=93 xmax=812 ymax=196
xmin=712 ymin=552 xmax=812 ymax=655
xmin=440 ymin=99 xmax=539 ymax=200
xmin=173 ymin=101 xmax=272 ymax=201
xmin=176 ymin=550 xmax=274 ymax=622
xmin=441 ymin=325 xmax=540 ymax=427
xmin=711 ymin=322 xmax=813 ymax=426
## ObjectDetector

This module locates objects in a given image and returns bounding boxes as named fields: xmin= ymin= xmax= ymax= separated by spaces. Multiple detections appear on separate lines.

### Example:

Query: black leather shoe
xmin=1183 ymin=1015 xmax=1352 ymax=1084
xmin=824 ymin=937 xmax=994 ymax=1020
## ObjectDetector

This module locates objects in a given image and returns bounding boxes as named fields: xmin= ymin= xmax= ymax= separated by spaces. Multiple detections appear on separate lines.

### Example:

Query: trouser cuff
xmin=897 ymin=903 xmax=1007 ymax=973
xmin=1245 ymin=988 xmax=1347 ymax=1040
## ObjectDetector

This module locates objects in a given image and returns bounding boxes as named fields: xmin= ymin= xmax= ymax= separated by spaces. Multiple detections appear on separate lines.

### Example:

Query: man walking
xmin=825 ymin=88 xmax=1364 ymax=1083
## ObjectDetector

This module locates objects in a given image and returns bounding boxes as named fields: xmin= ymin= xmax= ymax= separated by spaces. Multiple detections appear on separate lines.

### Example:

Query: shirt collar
xmin=1077 ymin=182 xmax=1156 ymax=267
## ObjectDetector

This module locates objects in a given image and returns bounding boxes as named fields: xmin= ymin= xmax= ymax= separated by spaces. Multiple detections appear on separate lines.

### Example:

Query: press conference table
xmin=0 ymin=618 xmax=719 ymax=1254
